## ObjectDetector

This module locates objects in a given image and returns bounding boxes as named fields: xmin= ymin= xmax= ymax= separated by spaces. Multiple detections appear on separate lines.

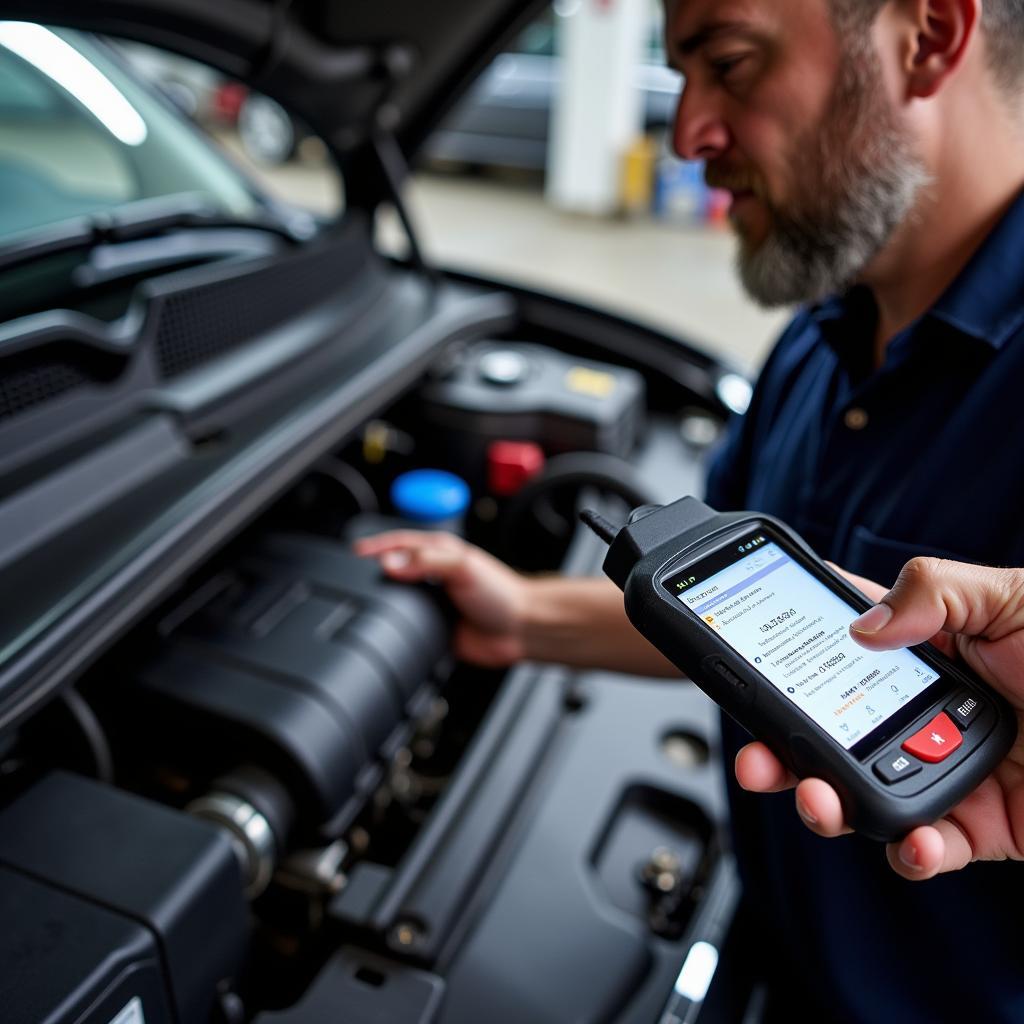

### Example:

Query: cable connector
xmin=579 ymin=508 xmax=619 ymax=545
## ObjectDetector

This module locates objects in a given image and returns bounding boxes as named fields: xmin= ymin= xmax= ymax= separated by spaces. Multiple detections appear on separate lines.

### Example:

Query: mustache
xmin=704 ymin=166 xmax=769 ymax=200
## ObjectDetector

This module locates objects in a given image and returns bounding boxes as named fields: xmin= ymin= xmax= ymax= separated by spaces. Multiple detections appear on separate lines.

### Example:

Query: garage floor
xmin=235 ymin=140 xmax=789 ymax=374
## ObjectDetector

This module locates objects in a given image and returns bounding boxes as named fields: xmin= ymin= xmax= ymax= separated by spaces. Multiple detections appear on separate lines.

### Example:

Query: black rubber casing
xmin=602 ymin=497 xmax=1018 ymax=841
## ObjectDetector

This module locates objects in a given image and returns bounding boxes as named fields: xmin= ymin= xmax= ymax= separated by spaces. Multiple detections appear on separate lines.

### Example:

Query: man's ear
xmin=902 ymin=0 xmax=980 ymax=98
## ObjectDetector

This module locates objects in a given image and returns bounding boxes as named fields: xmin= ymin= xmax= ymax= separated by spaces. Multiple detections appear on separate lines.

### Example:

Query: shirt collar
xmin=927 ymin=186 xmax=1024 ymax=349
xmin=811 ymin=186 xmax=1024 ymax=360
xmin=810 ymin=286 xmax=878 ymax=382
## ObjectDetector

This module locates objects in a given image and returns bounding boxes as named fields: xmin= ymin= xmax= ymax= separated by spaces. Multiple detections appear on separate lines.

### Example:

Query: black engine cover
xmin=132 ymin=533 xmax=450 ymax=826
xmin=0 ymin=771 xmax=246 ymax=1024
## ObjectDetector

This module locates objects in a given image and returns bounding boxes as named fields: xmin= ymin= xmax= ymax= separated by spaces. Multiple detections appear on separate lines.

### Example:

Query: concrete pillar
xmin=546 ymin=0 xmax=649 ymax=216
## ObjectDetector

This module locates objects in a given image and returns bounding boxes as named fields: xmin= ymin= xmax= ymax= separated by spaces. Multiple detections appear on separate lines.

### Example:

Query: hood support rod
xmin=370 ymin=127 xmax=436 ymax=285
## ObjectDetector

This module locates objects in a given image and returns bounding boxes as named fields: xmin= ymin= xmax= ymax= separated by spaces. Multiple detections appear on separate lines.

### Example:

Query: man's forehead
xmin=663 ymin=0 xmax=834 ymax=60
xmin=663 ymin=0 xmax=801 ymax=44
xmin=663 ymin=0 xmax=763 ymax=31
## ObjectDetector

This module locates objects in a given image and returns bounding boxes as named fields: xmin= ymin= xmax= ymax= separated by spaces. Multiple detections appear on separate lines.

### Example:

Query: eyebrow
xmin=675 ymin=19 xmax=756 ymax=56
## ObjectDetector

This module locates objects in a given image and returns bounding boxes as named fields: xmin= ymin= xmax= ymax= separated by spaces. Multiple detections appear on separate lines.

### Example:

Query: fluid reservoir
xmin=418 ymin=342 xmax=646 ymax=490
xmin=390 ymin=469 xmax=471 ymax=532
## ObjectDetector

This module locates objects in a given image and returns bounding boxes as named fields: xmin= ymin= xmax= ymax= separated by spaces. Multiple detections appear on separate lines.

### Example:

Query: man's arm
xmin=518 ymin=575 xmax=678 ymax=676
xmin=354 ymin=531 xmax=678 ymax=677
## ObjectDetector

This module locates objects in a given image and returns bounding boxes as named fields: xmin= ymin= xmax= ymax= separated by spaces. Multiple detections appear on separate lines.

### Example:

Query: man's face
xmin=665 ymin=0 xmax=928 ymax=306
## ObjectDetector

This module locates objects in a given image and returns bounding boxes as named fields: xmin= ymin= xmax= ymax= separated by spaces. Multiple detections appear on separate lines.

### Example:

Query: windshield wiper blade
xmin=93 ymin=192 xmax=301 ymax=242
xmin=73 ymin=229 xmax=284 ymax=289
xmin=0 ymin=217 xmax=95 ymax=273
xmin=0 ymin=192 xmax=309 ymax=274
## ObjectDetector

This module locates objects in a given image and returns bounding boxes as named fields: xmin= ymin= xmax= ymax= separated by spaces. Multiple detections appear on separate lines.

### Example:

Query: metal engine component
xmin=188 ymin=791 xmax=277 ymax=899
xmin=188 ymin=765 xmax=296 ymax=900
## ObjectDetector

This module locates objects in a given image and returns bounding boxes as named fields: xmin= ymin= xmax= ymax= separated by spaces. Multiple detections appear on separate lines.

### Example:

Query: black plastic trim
xmin=0 ymin=284 xmax=515 ymax=734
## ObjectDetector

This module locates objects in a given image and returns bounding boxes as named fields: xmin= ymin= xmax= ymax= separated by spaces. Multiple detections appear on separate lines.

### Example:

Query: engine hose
xmin=61 ymin=690 xmax=114 ymax=784
xmin=315 ymin=457 xmax=379 ymax=516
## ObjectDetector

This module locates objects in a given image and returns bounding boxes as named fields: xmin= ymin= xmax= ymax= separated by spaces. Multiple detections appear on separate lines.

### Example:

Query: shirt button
xmin=844 ymin=407 xmax=869 ymax=430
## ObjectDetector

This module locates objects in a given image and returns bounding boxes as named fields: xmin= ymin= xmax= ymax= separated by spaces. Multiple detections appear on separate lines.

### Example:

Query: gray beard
xmin=735 ymin=54 xmax=931 ymax=308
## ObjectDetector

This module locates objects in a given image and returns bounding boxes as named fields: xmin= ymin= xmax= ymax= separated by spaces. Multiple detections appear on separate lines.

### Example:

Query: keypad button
xmin=902 ymin=712 xmax=963 ymax=763
xmin=945 ymin=691 xmax=983 ymax=730
xmin=873 ymin=751 xmax=923 ymax=785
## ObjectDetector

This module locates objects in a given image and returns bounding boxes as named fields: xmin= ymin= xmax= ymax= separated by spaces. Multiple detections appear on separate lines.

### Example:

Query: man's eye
xmin=710 ymin=55 xmax=748 ymax=81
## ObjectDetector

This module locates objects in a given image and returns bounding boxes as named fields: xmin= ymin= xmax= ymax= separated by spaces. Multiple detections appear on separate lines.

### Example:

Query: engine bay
xmin=0 ymin=243 xmax=750 ymax=1023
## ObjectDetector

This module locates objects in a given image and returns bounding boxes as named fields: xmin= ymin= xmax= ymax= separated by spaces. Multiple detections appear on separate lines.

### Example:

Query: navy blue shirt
xmin=706 ymin=190 xmax=1024 ymax=1023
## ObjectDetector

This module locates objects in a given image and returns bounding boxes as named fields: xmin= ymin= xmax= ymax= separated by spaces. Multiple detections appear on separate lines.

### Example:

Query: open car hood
xmin=0 ymin=0 xmax=548 ymax=177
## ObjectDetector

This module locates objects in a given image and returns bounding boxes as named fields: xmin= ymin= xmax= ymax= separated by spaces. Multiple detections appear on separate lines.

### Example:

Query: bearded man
xmin=359 ymin=1 xmax=1024 ymax=1019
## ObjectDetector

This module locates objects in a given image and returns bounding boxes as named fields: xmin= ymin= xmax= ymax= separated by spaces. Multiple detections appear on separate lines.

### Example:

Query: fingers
xmin=354 ymin=531 xmax=466 ymax=582
xmin=793 ymin=778 xmax=852 ymax=838
xmin=736 ymin=735 xmax=995 ymax=876
xmin=850 ymin=558 xmax=1024 ymax=651
xmin=735 ymin=746 xmax=854 ymax=841
xmin=734 ymin=742 xmax=798 ymax=792
xmin=353 ymin=531 xmax=452 ymax=558
xmin=734 ymin=743 xmax=982 ymax=869
xmin=734 ymin=766 xmax=976 ymax=877
xmin=886 ymin=820 xmax=974 ymax=881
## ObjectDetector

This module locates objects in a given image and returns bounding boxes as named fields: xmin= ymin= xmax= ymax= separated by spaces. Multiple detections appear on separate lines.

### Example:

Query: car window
xmin=0 ymin=24 xmax=264 ymax=240
xmin=115 ymin=40 xmax=344 ymax=219
xmin=0 ymin=25 xmax=345 ymax=248
xmin=0 ymin=48 xmax=63 ymax=114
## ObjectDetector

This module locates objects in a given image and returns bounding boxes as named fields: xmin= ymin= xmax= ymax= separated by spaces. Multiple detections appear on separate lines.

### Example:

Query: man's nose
xmin=672 ymin=83 xmax=730 ymax=161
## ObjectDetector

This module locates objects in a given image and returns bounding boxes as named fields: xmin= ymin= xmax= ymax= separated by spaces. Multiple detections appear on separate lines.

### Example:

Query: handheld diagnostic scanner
xmin=581 ymin=497 xmax=1017 ymax=841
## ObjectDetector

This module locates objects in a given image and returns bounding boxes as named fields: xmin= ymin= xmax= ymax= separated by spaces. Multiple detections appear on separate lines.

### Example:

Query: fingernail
xmin=899 ymin=843 xmax=923 ymax=872
xmin=796 ymin=800 xmax=817 ymax=825
xmin=382 ymin=551 xmax=410 ymax=570
xmin=851 ymin=603 xmax=893 ymax=634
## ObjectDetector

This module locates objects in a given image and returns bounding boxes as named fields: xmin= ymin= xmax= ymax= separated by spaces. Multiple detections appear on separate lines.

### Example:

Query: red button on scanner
xmin=901 ymin=712 xmax=963 ymax=763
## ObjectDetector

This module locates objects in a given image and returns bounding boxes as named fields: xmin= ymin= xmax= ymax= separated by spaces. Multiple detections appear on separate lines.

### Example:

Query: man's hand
xmin=354 ymin=531 xmax=531 ymax=667
xmin=356 ymin=531 xmax=679 ymax=677
xmin=735 ymin=558 xmax=1024 ymax=880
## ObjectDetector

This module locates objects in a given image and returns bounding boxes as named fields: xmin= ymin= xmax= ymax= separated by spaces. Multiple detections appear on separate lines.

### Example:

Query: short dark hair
xmin=829 ymin=0 xmax=1024 ymax=91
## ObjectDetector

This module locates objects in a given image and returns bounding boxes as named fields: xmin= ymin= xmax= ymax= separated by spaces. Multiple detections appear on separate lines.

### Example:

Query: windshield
xmin=0 ymin=23 xmax=260 ymax=242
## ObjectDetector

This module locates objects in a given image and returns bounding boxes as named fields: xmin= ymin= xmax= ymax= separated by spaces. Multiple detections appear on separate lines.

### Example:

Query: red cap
xmin=487 ymin=441 xmax=545 ymax=496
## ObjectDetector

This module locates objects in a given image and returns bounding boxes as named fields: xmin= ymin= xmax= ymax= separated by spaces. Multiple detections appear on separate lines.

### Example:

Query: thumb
xmin=850 ymin=557 xmax=1024 ymax=651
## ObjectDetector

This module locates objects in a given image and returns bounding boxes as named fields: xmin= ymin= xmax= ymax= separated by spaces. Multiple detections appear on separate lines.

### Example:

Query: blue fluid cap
xmin=391 ymin=469 xmax=471 ymax=524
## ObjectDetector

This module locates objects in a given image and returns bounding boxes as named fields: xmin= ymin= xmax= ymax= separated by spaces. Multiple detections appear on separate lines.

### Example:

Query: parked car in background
xmin=425 ymin=7 xmax=681 ymax=173
xmin=116 ymin=39 xmax=308 ymax=165
xmin=236 ymin=91 xmax=304 ymax=164
xmin=114 ymin=38 xmax=244 ymax=125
